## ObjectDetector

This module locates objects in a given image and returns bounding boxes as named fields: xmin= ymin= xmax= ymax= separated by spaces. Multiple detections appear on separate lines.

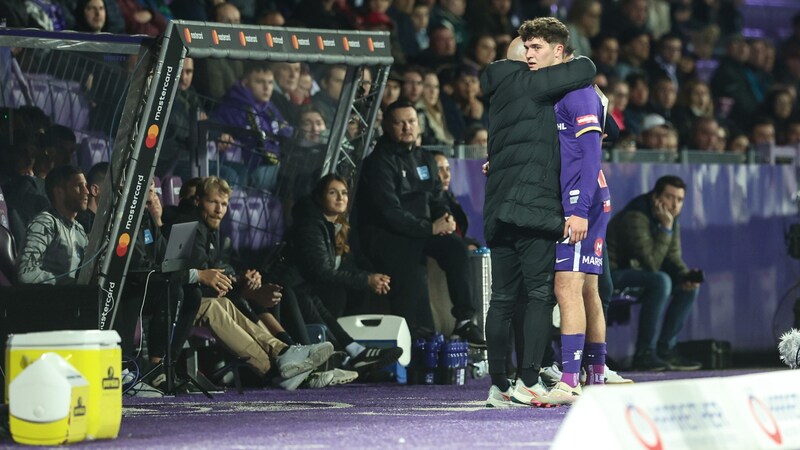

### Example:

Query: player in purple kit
xmin=533 ymin=40 xmax=612 ymax=405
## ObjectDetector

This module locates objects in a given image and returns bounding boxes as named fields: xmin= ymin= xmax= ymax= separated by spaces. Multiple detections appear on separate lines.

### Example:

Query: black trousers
xmin=115 ymin=275 xmax=200 ymax=361
xmin=485 ymin=225 xmax=556 ymax=376
xmin=368 ymin=231 xmax=475 ymax=336
xmin=598 ymin=245 xmax=612 ymax=320
xmin=293 ymin=284 xmax=354 ymax=350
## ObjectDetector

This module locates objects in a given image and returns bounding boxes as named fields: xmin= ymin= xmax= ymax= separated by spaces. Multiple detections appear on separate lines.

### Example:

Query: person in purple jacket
xmin=546 ymin=49 xmax=612 ymax=404
xmin=212 ymin=62 xmax=294 ymax=192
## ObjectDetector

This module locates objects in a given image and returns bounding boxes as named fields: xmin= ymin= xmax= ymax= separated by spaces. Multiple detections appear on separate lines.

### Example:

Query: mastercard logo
xmin=116 ymin=233 xmax=131 ymax=257
xmin=145 ymin=124 xmax=159 ymax=148
xmin=292 ymin=35 xmax=299 ymax=49
xmin=368 ymin=37 xmax=374 ymax=52
xmin=183 ymin=28 xmax=191 ymax=43
xmin=212 ymin=29 xmax=219 ymax=45
xmin=342 ymin=37 xmax=350 ymax=51
xmin=239 ymin=31 xmax=246 ymax=47
xmin=317 ymin=36 xmax=324 ymax=50
xmin=266 ymin=33 xmax=274 ymax=47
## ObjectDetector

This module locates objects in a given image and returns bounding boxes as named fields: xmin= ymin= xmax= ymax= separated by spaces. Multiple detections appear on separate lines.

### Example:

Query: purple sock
xmin=560 ymin=334 xmax=585 ymax=388
xmin=583 ymin=342 xmax=607 ymax=385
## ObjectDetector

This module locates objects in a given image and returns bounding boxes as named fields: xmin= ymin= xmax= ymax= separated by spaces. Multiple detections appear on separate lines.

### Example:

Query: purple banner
xmin=449 ymin=160 xmax=800 ymax=354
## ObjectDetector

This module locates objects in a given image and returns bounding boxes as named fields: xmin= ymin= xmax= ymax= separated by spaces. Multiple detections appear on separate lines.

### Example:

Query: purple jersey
xmin=554 ymin=86 xmax=612 ymax=274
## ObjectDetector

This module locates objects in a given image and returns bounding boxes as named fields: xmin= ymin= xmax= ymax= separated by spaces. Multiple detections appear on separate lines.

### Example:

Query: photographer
xmin=606 ymin=175 xmax=702 ymax=371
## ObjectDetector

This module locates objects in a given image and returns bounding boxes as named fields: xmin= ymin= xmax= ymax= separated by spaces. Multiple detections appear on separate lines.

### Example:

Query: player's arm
xmin=563 ymin=93 xmax=604 ymax=243
xmin=564 ymin=127 xmax=602 ymax=243
xmin=17 ymin=214 xmax=58 ymax=285
xmin=523 ymin=56 xmax=597 ymax=101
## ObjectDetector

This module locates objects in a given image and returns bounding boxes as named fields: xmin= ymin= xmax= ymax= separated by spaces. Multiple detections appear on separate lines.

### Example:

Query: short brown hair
xmin=518 ymin=17 xmax=569 ymax=47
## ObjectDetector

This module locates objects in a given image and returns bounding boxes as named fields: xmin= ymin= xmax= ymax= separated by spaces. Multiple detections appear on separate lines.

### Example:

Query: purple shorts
xmin=554 ymin=202 xmax=610 ymax=274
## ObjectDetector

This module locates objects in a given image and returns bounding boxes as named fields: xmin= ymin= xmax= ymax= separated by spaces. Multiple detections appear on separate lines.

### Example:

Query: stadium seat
xmin=245 ymin=191 xmax=284 ymax=251
xmin=78 ymin=134 xmax=110 ymax=172
xmin=0 ymin=225 xmax=18 ymax=287
xmin=0 ymin=185 xmax=9 ymax=231
xmin=163 ymin=176 xmax=183 ymax=206
xmin=50 ymin=79 xmax=90 ymax=131
xmin=607 ymin=287 xmax=643 ymax=326
xmin=221 ymin=191 xmax=248 ymax=253
xmin=153 ymin=175 xmax=162 ymax=203
xmin=26 ymin=74 xmax=54 ymax=117
xmin=1 ymin=79 xmax=27 ymax=108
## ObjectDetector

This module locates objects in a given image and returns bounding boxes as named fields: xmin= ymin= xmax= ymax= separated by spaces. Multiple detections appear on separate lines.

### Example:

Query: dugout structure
xmin=0 ymin=22 xmax=392 ymax=330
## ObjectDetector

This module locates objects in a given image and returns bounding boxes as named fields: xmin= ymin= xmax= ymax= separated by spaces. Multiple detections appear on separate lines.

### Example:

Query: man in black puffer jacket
xmin=480 ymin=18 xmax=597 ymax=406
xmin=358 ymin=101 xmax=484 ymax=346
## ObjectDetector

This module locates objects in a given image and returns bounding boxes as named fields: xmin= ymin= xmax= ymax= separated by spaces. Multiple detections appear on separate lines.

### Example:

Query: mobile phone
xmin=684 ymin=269 xmax=705 ymax=283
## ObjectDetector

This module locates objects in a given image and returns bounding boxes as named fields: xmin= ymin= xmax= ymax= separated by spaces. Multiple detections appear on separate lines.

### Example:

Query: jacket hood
xmin=480 ymin=59 xmax=528 ymax=97
xmin=292 ymin=195 xmax=326 ymax=224
xmin=222 ymin=82 xmax=263 ymax=108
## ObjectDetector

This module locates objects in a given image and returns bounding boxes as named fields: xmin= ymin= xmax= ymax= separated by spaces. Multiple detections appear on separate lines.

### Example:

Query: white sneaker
xmin=306 ymin=370 xmax=336 ymax=389
xmin=278 ymin=369 xmax=312 ymax=391
xmin=605 ymin=366 xmax=634 ymax=384
xmin=307 ymin=368 xmax=359 ymax=388
xmin=125 ymin=381 xmax=164 ymax=398
xmin=542 ymin=381 xmax=581 ymax=405
xmin=275 ymin=342 xmax=334 ymax=379
xmin=511 ymin=378 xmax=554 ymax=407
xmin=577 ymin=365 xmax=635 ymax=385
xmin=485 ymin=380 xmax=520 ymax=408
xmin=540 ymin=363 xmax=562 ymax=388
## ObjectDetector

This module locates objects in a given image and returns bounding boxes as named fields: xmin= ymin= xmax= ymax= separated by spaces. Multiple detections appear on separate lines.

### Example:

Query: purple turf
xmin=1 ymin=369 xmax=771 ymax=449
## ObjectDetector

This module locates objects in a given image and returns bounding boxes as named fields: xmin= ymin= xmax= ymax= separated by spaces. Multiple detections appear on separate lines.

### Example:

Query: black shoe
xmin=453 ymin=322 xmax=487 ymax=348
xmin=347 ymin=346 xmax=403 ymax=374
xmin=659 ymin=350 xmax=702 ymax=371
xmin=632 ymin=351 xmax=668 ymax=371
xmin=320 ymin=351 xmax=349 ymax=371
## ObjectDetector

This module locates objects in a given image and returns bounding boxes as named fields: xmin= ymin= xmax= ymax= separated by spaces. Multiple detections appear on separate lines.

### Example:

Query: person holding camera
xmin=606 ymin=175 xmax=702 ymax=371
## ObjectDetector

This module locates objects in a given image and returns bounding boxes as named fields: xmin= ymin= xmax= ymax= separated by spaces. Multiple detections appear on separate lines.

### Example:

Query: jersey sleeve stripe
xmin=575 ymin=126 xmax=603 ymax=138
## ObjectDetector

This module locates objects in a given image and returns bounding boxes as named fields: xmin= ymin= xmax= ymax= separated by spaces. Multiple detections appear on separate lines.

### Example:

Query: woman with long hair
xmin=281 ymin=174 xmax=402 ymax=373
xmin=417 ymin=71 xmax=455 ymax=145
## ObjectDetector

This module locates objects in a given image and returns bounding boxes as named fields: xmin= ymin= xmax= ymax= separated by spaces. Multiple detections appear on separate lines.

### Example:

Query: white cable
xmin=134 ymin=269 xmax=156 ymax=361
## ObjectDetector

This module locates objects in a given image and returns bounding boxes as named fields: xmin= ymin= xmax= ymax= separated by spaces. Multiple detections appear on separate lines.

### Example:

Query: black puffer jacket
xmin=358 ymin=134 xmax=449 ymax=239
xmin=480 ymin=57 xmax=596 ymax=242
xmin=287 ymin=197 xmax=370 ymax=291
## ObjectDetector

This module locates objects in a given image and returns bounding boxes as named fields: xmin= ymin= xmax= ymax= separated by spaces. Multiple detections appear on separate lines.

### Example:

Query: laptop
xmin=160 ymin=221 xmax=199 ymax=273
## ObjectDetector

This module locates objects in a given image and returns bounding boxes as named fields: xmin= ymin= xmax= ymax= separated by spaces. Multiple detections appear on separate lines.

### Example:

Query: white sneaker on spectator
xmin=604 ymin=366 xmax=634 ymax=384
xmin=278 ymin=370 xmax=312 ymax=391
xmin=307 ymin=368 xmax=359 ymax=388
xmin=275 ymin=342 xmax=334 ymax=379
xmin=125 ymin=381 xmax=164 ymax=398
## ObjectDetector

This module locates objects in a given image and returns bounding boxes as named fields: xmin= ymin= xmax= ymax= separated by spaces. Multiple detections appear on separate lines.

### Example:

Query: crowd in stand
xmin=2 ymin=0 xmax=800 ymax=393
xmin=2 ymin=0 xmax=800 ymax=154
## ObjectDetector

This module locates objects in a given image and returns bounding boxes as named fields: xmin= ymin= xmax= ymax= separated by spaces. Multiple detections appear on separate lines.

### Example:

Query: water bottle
xmin=408 ymin=338 xmax=426 ymax=385
xmin=436 ymin=340 xmax=453 ymax=385
xmin=455 ymin=341 xmax=467 ymax=386
xmin=423 ymin=338 xmax=441 ymax=385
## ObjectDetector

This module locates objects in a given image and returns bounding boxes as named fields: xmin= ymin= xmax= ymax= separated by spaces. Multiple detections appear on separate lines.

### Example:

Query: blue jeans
xmin=611 ymin=268 xmax=699 ymax=355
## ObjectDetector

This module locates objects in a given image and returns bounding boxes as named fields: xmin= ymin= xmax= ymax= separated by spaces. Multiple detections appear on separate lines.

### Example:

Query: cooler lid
xmin=8 ymin=330 xmax=121 ymax=348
